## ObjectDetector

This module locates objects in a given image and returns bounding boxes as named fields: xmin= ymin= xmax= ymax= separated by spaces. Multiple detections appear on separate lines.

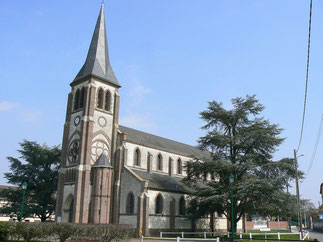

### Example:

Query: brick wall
xmin=246 ymin=221 xmax=254 ymax=230
xmin=267 ymin=221 xmax=289 ymax=229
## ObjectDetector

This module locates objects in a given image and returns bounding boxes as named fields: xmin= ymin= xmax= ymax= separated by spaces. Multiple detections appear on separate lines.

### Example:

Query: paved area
xmin=128 ymin=239 xmax=220 ymax=242
xmin=309 ymin=230 xmax=323 ymax=241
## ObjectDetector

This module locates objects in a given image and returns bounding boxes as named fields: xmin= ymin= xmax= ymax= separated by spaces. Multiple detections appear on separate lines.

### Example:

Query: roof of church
xmin=119 ymin=125 xmax=211 ymax=161
xmin=73 ymin=3 xmax=119 ymax=87
xmin=131 ymin=169 xmax=190 ymax=194
xmin=93 ymin=154 xmax=112 ymax=168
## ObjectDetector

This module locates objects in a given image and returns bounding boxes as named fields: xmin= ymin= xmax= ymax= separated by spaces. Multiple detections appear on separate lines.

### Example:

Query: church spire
xmin=73 ymin=3 xmax=119 ymax=86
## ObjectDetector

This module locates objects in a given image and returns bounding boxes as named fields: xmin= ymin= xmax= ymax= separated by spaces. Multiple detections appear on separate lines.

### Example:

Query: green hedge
xmin=0 ymin=222 xmax=135 ymax=242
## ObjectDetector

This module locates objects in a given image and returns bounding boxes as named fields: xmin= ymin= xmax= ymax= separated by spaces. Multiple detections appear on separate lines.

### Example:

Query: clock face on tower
xmin=74 ymin=116 xmax=80 ymax=126
xmin=68 ymin=140 xmax=80 ymax=164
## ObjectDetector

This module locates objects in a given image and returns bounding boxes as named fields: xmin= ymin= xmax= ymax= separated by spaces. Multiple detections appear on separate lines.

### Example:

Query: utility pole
xmin=294 ymin=149 xmax=303 ymax=239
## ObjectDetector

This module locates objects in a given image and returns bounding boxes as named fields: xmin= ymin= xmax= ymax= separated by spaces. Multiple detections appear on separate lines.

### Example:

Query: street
xmin=309 ymin=230 xmax=323 ymax=241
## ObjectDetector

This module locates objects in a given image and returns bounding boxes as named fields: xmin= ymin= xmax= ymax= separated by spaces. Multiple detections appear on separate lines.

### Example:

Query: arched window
xmin=74 ymin=89 xmax=80 ymax=110
xmin=177 ymin=159 xmax=182 ymax=174
xmin=67 ymin=197 xmax=74 ymax=223
xmin=134 ymin=148 xmax=140 ymax=166
xmin=105 ymin=91 xmax=111 ymax=111
xmin=88 ymin=199 xmax=92 ymax=223
xmin=97 ymin=88 xmax=104 ymax=109
xmin=80 ymin=87 xmax=86 ymax=108
xmin=179 ymin=196 xmax=185 ymax=216
xmin=126 ymin=192 xmax=135 ymax=214
xmin=155 ymin=194 xmax=163 ymax=214
xmin=157 ymin=154 xmax=163 ymax=171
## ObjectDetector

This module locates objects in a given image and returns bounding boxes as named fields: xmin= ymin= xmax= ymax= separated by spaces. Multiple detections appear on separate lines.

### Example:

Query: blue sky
xmin=1 ymin=0 xmax=322 ymax=206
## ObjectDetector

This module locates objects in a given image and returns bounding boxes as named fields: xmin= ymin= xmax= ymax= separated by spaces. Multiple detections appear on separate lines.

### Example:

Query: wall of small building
xmin=215 ymin=217 xmax=229 ymax=231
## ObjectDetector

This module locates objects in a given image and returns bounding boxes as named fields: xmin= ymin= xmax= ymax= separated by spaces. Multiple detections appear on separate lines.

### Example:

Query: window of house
xmin=155 ymin=194 xmax=163 ymax=214
xmin=105 ymin=91 xmax=111 ymax=111
xmin=74 ymin=89 xmax=80 ymax=110
xmin=177 ymin=159 xmax=182 ymax=174
xmin=179 ymin=196 xmax=185 ymax=216
xmin=157 ymin=154 xmax=163 ymax=171
xmin=97 ymin=88 xmax=104 ymax=109
xmin=126 ymin=192 xmax=135 ymax=214
xmin=134 ymin=148 xmax=140 ymax=166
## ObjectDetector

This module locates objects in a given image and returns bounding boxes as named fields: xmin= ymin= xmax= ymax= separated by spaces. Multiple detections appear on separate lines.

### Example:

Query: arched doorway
xmin=68 ymin=198 xmax=74 ymax=223
xmin=63 ymin=194 xmax=74 ymax=223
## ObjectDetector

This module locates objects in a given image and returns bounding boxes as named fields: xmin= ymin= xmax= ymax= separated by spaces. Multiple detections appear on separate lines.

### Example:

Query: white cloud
xmin=120 ymin=113 xmax=156 ymax=132
xmin=124 ymin=65 xmax=152 ymax=104
xmin=0 ymin=101 xmax=19 ymax=111
xmin=130 ymin=82 xmax=152 ymax=102
xmin=21 ymin=111 xmax=42 ymax=123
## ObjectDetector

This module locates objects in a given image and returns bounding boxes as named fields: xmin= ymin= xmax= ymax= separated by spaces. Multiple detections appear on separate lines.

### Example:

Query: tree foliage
xmin=0 ymin=140 xmax=61 ymax=221
xmin=183 ymin=95 xmax=303 ymax=231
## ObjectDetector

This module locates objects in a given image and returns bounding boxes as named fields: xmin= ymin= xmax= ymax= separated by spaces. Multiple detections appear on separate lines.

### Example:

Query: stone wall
xmin=267 ymin=221 xmax=289 ymax=229
xmin=246 ymin=221 xmax=289 ymax=230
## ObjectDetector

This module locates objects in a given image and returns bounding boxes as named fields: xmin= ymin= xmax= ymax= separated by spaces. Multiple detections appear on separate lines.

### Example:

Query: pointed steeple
xmin=73 ymin=3 xmax=119 ymax=86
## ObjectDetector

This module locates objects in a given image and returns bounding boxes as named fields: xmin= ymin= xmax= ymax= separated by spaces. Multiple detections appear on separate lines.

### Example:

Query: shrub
xmin=98 ymin=225 xmax=131 ymax=242
xmin=0 ymin=222 xmax=9 ymax=241
xmin=15 ymin=222 xmax=43 ymax=242
xmin=52 ymin=222 xmax=79 ymax=242
xmin=91 ymin=224 xmax=132 ymax=242
xmin=73 ymin=224 xmax=134 ymax=242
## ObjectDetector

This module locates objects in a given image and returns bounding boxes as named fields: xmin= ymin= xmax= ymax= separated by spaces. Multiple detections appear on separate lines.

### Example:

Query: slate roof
xmin=131 ymin=169 xmax=190 ymax=194
xmin=93 ymin=154 xmax=112 ymax=168
xmin=119 ymin=125 xmax=211 ymax=161
xmin=73 ymin=3 xmax=119 ymax=87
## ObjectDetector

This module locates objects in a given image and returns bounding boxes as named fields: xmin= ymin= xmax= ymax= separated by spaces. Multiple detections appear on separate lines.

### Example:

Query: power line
xmin=296 ymin=0 xmax=313 ymax=152
xmin=303 ymin=114 xmax=323 ymax=180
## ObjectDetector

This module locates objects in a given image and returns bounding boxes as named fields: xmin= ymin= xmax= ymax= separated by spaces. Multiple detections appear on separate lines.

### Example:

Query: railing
xmin=159 ymin=231 xmax=310 ymax=240
xmin=160 ymin=231 xmax=225 ymax=239
xmin=233 ymin=232 xmax=303 ymax=240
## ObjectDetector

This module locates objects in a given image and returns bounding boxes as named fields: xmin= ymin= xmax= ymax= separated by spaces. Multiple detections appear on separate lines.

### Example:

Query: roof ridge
xmin=119 ymin=125 xmax=200 ymax=150
xmin=119 ymin=125 xmax=211 ymax=161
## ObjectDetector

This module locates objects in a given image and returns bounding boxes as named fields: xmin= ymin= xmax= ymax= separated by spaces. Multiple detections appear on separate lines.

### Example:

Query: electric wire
xmin=302 ymin=114 xmax=323 ymax=182
xmin=296 ymin=0 xmax=313 ymax=153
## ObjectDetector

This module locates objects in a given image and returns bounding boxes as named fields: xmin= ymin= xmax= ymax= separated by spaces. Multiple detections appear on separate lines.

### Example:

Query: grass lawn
xmin=157 ymin=230 xmax=311 ymax=241
xmin=228 ymin=233 xmax=310 ymax=241
xmin=246 ymin=229 xmax=290 ymax=233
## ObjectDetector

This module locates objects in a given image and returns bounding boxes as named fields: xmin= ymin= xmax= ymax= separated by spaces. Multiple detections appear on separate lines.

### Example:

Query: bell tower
xmin=55 ymin=3 xmax=121 ymax=224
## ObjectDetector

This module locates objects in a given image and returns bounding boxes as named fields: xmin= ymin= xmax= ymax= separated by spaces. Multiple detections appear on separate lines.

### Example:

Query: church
xmin=55 ymin=3 xmax=243 ymax=235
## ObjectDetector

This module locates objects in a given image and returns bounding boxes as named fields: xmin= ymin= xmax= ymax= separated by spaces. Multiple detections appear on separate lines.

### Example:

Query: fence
xmin=158 ymin=231 xmax=310 ymax=241
xmin=160 ymin=232 xmax=225 ymax=239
